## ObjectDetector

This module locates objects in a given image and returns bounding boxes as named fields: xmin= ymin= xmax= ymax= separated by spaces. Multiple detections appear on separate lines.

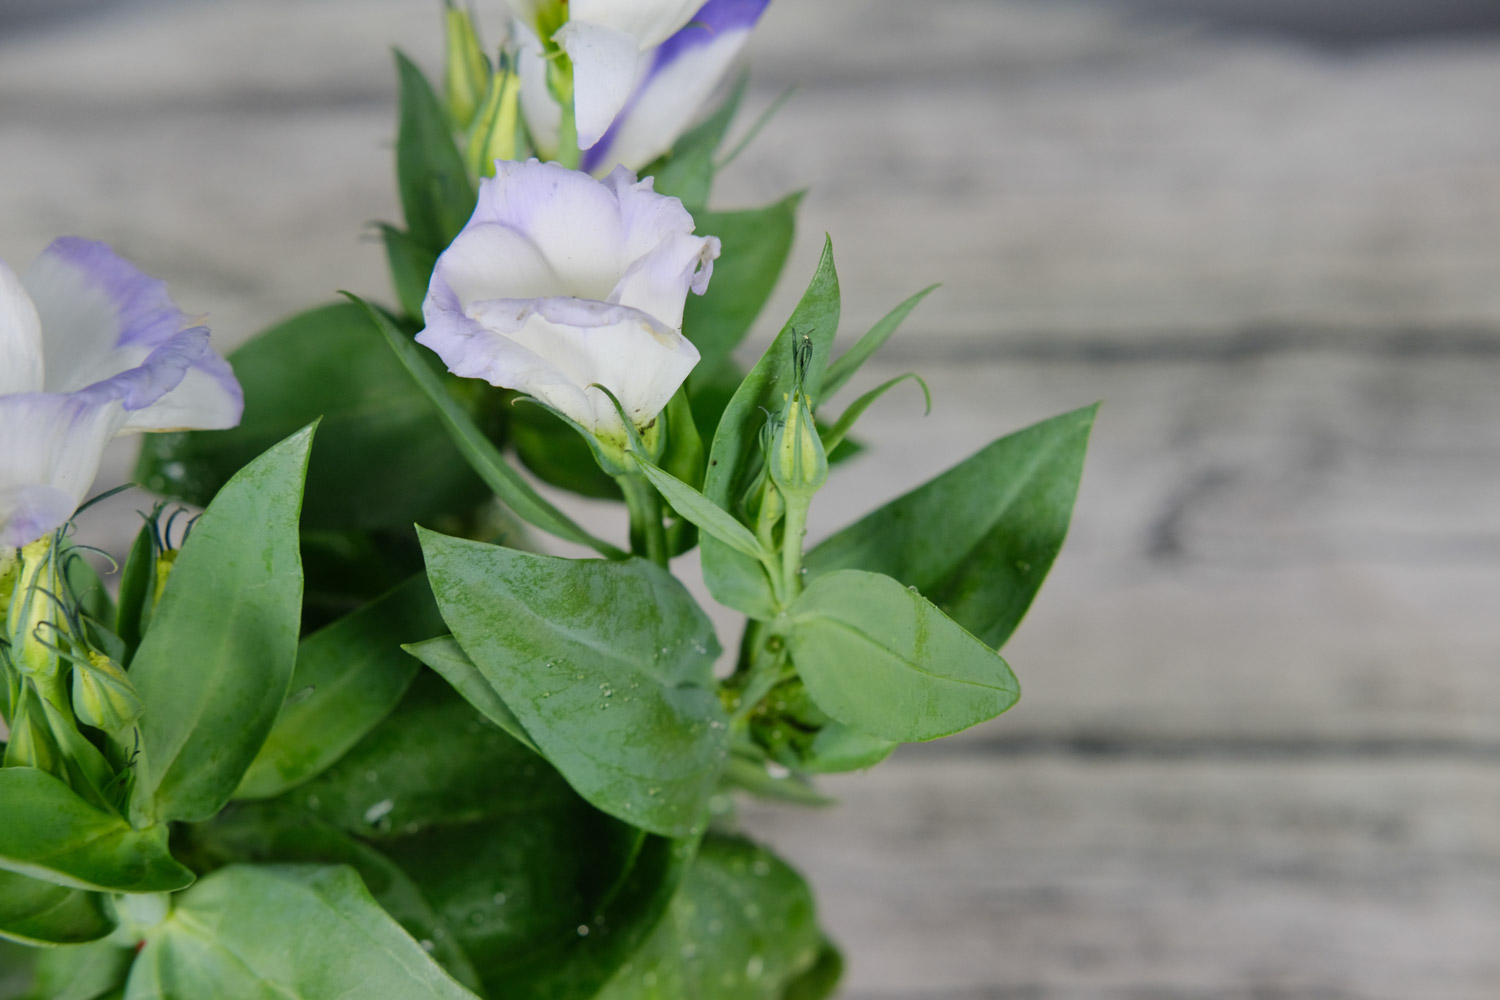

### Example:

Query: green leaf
xmin=29 ymin=938 xmax=134 ymax=999
xmin=509 ymin=399 xmax=622 ymax=500
xmin=806 ymin=404 xmax=1097 ymax=649
xmin=282 ymin=670 xmax=570 ymax=838
xmin=124 ymin=865 xmax=480 ymax=1000
xmin=235 ymin=574 xmax=444 ymax=800
xmin=381 ymin=224 xmax=440 ymax=321
xmin=404 ymin=635 xmax=539 ymax=754
xmin=820 ymin=284 xmax=938 ymax=399
xmin=819 ymin=373 xmax=930 ymax=457
xmin=781 ymin=938 xmax=844 ymax=1000
xmin=353 ymin=294 xmax=625 ymax=558
xmin=419 ymin=531 xmax=729 ymax=837
xmin=130 ymin=425 xmax=313 ymax=824
xmin=595 ymin=835 xmax=824 ymax=1000
xmin=701 ymin=238 xmax=840 ymax=619
xmin=0 ymin=769 xmax=192 ymax=894
xmin=394 ymin=50 xmax=476 ymax=253
xmin=799 ymin=722 xmax=896 ymax=775
xmin=0 ymin=870 xmax=114 ymax=947
xmin=381 ymin=821 xmax=687 ymax=1000
xmin=629 ymin=453 xmax=770 ymax=564
xmin=113 ymin=523 xmax=154 ymax=665
xmin=684 ymin=194 xmax=802 ymax=384
xmin=135 ymin=302 xmax=489 ymax=532
xmin=186 ymin=801 xmax=482 ymax=993
xmin=786 ymin=569 xmax=1019 ymax=742
xmin=645 ymin=75 xmax=745 ymax=214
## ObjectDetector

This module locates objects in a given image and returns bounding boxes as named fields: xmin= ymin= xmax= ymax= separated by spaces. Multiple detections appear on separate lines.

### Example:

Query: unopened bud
xmin=444 ymin=1 xmax=492 ymax=131
xmin=3 ymin=688 xmax=60 ymax=772
xmin=465 ymin=64 xmax=521 ymax=178
xmin=72 ymin=650 xmax=144 ymax=734
xmin=151 ymin=548 xmax=178 ymax=612
xmin=768 ymin=389 xmax=827 ymax=501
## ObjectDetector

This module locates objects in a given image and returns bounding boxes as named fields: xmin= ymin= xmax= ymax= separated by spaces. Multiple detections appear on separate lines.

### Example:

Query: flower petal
xmin=0 ymin=258 xmax=43 ymax=395
xmin=585 ymin=0 xmax=769 ymax=173
xmin=0 ymin=392 xmax=127 ymax=548
xmin=472 ymin=160 xmax=625 ymax=295
xmin=611 ymin=232 xmax=721 ymax=330
xmin=514 ymin=21 xmax=561 ymax=159
xmin=570 ymin=0 xmax=703 ymax=49
xmin=22 ymin=238 xmax=190 ymax=394
xmin=434 ymin=222 xmax=565 ymax=309
xmin=555 ymin=20 xmax=644 ymax=150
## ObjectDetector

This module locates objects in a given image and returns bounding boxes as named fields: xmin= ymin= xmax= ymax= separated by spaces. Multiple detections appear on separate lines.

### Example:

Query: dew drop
xmin=751 ymin=859 xmax=771 ymax=877
xmin=363 ymin=799 xmax=395 ymax=825
xmin=746 ymin=956 xmax=764 ymax=980
xmin=419 ymin=939 xmax=435 ymax=953
xmin=577 ymin=924 xmax=590 ymax=937
xmin=493 ymin=892 xmax=507 ymax=905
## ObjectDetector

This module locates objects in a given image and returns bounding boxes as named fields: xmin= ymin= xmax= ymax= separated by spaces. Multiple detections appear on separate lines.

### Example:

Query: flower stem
xmin=780 ymin=497 xmax=810 ymax=601
xmin=557 ymin=100 xmax=581 ymax=170
xmin=619 ymin=474 xmax=668 ymax=567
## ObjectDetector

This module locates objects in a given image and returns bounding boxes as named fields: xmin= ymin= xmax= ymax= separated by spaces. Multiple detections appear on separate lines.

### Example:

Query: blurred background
xmin=3 ymin=0 xmax=1499 ymax=996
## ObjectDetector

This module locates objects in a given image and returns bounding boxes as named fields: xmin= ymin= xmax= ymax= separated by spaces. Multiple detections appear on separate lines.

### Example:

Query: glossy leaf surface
xmin=420 ymin=532 xmax=729 ymax=837
xmin=130 ymin=426 xmax=312 ymax=824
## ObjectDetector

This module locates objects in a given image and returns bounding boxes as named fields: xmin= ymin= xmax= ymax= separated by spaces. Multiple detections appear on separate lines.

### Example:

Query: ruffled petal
xmin=556 ymin=20 xmax=645 ymax=150
xmin=469 ymin=297 xmax=699 ymax=433
xmin=0 ymin=392 xmax=128 ymax=548
xmin=0 ymin=258 xmax=43 ymax=395
xmin=586 ymin=0 xmax=768 ymax=172
xmin=23 ymin=238 xmax=190 ymax=393
xmin=435 ymin=222 xmax=565 ymax=309
xmin=117 ymin=335 xmax=243 ymax=433
xmin=610 ymin=232 xmax=721 ymax=329
xmin=474 ymin=160 xmax=625 ymax=295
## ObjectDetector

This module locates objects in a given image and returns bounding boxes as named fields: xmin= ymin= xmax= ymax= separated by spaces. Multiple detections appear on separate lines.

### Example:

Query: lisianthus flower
xmin=505 ymin=0 xmax=706 ymax=151
xmin=0 ymin=239 xmax=243 ymax=548
xmin=518 ymin=0 xmax=771 ymax=172
xmin=417 ymin=159 xmax=719 ymax=441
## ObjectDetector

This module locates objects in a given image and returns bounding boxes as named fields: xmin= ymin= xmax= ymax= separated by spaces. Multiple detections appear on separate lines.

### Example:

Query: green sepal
xmin=820 ymin=284 xmax=938 ymax=399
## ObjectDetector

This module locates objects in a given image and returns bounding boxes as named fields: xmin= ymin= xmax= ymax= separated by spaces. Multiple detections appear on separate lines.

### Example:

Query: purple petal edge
xmin=582 ymin=0 xmax=769 ymax=173
xmin=39 ymin=237 xmax=189 ymax=349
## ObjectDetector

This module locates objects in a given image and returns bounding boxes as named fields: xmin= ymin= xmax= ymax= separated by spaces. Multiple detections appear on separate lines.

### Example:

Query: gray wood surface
xmin=2 ymin=1 xmax=1498 ymax=996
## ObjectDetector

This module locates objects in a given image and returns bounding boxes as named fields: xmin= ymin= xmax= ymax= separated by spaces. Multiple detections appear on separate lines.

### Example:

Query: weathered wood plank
xmin=741 ymin=752 xmax=1500 ymax=999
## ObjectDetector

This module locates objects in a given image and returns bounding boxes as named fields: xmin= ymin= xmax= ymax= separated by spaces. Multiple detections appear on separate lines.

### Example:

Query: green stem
xmin=619 ymin=474 xmax=668 ymax=567
xmin=557 ymin=99 xmax=581 ymax=170
xmin=780 ymin=498 xmax=810 ymax=602
xmin=731 ymin=639 xmax=787 ymax=725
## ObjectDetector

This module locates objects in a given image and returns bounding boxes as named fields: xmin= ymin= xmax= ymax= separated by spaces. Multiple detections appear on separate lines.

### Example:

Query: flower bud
xmin=4 ymin=537 xmax=62 ymax=679
xmin=465 ymin=65 xmax=522 ymax=179
xmin=444 ymin=1 xmax=492 ymax=131
xmin=72 ymin=650 xmax=144 ymax=734
xmin=768 ymin=388 xmax=828 ymax=502
xmin=3 ymin=686 xmax=61 ymax=772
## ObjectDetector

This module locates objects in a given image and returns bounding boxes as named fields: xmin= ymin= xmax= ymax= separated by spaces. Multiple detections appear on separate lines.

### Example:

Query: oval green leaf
xmin=787 ymin=569 xmax=1020 ymax=742
xmin=0 ymin=870 xmax=114 ymax=947
xmin=124 ymin=865 xmax=480 ymax=1000
xmin=130 ymin=425 xmax=313 ymax=824
xmin=419 ymin=531 xmax=729 ymax=837
xmin=0 ymin=769 xmax=192 ymax=894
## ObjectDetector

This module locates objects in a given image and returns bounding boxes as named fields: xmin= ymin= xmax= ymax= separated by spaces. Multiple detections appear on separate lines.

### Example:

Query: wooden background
xmin=2 ymin=1 xmax=1499 ymax=996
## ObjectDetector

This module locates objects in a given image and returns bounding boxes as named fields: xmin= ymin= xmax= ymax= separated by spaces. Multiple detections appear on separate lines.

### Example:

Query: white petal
xmin=436 ymin=223 xmax=566 ymax=310
xmin=0 ymin=258 xmax=43 ymax=395
xmin=23 ymin=238 xmax=190 ymax=394
xmin=571 ymin=0 xmax=702 ymax=48
xmin=119 ymin=358 xmax=243 ymax=432
xmin=474 ymin=161 xmax=625 ymax=294
xmin=514 ymin=21 xmax=561 ymax=159
xmin=610 ymin=232 xmax=721 ymax=330
xmin=556 ymin=20 xmax=644 ymax=150
xmin=598 ymin=23 xmax=754 ymax=171
xmin=0 ymin=393 xmax=127 ymax=547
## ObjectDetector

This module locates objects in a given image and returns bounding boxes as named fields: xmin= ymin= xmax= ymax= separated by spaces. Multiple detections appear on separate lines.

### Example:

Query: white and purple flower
xmin=417 ymin=159 xmax=719 ymax=440
xmin=0 ymin=239 xmax=243 ymax=548
xmin=514 ymin=0 xmax=771 ymax=169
